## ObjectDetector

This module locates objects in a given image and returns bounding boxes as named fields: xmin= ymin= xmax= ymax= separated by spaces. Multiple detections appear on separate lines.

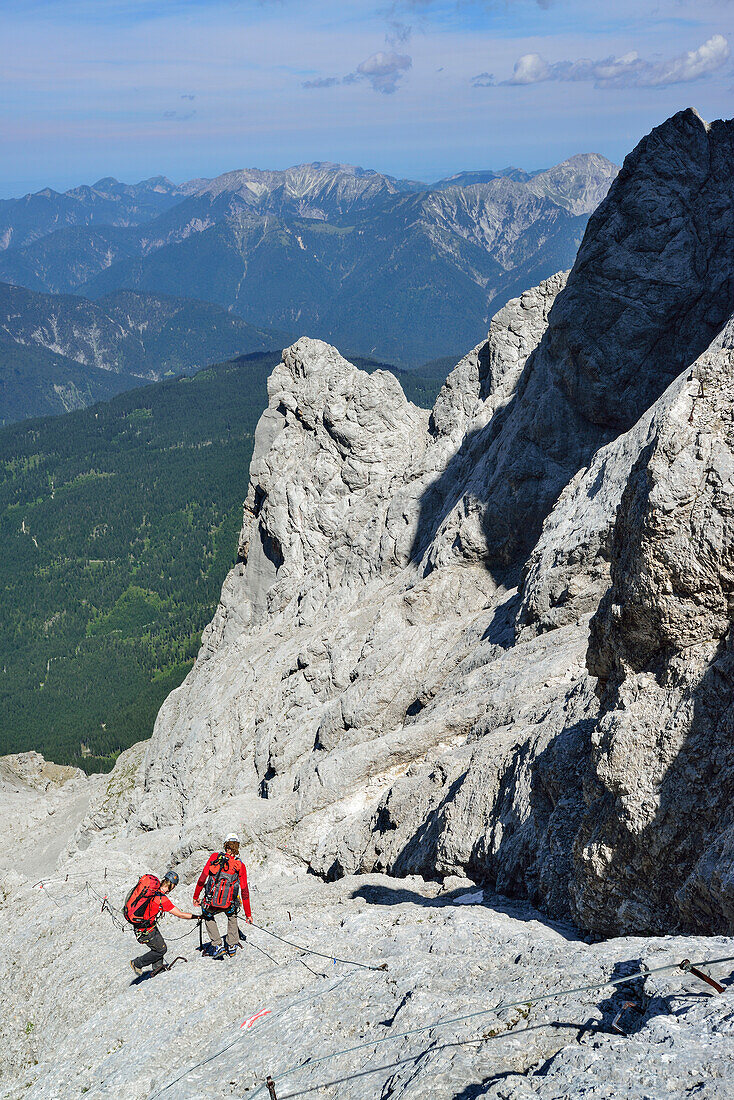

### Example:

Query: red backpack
xmin=124 ymin=874 xmax=161 ymax=927
xmin=203 ymin=854 xmax=240 ymax=910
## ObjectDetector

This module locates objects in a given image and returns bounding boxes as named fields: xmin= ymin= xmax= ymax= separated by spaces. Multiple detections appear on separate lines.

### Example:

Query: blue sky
xmin=1 ymin=0 xmax=733 ymax=196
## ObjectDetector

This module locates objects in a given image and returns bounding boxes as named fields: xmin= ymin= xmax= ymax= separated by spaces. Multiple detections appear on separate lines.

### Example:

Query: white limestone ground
xmin=0 ymin=752 xmax=95 ymax=884
xmin=2 ymin=829 xmax=733 ymax=1100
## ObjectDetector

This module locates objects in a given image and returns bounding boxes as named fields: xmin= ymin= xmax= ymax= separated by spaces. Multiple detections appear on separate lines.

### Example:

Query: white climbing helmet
xmin=224 ymin=832 xmax=241 ymax=845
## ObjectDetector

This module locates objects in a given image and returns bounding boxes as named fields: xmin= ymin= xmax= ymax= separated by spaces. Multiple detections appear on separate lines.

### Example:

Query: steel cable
xmin=249 ymin=921 xmax=387 ymax=972
xmin=247 ymin=953 xmax=734 ymax=1098
xmin=27 ymin=875 xmax=734 ymax=1099
xmin=146 ymin=973 xmax=358 ymax=1099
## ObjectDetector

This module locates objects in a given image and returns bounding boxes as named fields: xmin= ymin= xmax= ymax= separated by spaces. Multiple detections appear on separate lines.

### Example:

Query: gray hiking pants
xmin=133 ymin=925 xmax=166 ymax=969
xmin=204 ymin=906 xmax=239 ymax=948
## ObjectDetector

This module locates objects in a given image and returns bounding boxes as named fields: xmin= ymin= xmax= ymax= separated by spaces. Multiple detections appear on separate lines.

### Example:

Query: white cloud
xmin=502 ymin=34 xmax=730 ymax=89
xmin=504 ymin=53 xmax=550 ymax=85
xmin=651 ymin=34 xmax=731 ymax=86
xmin=302 ymin=50 xmax=412 ymax=95
xmin=355 ymin=50 xmax=412 ymax=93
xmin=302 ymin=76 xmax=340 ymax=88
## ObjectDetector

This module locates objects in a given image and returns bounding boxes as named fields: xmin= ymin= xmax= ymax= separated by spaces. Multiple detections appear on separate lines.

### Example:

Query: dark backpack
xmin=203 ymin=854 xmax=240 ymax=910
xmin=124 ymin=874 xmax=161 ymax=927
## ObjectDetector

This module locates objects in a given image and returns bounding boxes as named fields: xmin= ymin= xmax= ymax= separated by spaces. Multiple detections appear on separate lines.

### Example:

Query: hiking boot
xmin=226 ymin=943 xmax=238 ymax=957
xmin=130 ymin=960 xmax=143 ymax=976
xmin=210 ymin=944 xmax=226 ymax=960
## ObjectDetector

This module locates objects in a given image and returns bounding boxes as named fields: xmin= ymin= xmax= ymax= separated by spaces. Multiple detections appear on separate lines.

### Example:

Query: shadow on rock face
xmin=596 ymin=958 xmax=652 ymax=1036
xmin=351 ymin=882 xmax=582 ymax=943
xmin=410 ymin=110 xmax=734 ymax=581
xmin=480 ymin=591 xmax=522 ymax=645
xmin=576 ymin=331 xmax=734 ymax=935
xmin=357 ymin=716 xmax=596 ymax=929
xmin=576 ymin=633 xmax=734 ymax=936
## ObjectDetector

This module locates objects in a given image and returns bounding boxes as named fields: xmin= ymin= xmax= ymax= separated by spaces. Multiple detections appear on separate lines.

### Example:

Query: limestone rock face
xmin=576 ymin=318 xmax=734 ymax=935
xmin=515 ymin=370 xmax=692 ymax=640
xmin=422 ymin=109 xmax=734 ymax=571
xmin=74 ymin=109 xmax=734 ymax=944
xmin=0 ymin=752 xmax=92 ymax=886
xmin=547 ymin=110 xmax=734 ymax=431
xmin=0 ymin=751 xmax=83 ymax=792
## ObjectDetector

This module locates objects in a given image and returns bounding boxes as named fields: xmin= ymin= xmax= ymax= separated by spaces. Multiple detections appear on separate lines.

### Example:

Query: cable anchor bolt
xmin=679 ymin=959 xmax=725 ymax=994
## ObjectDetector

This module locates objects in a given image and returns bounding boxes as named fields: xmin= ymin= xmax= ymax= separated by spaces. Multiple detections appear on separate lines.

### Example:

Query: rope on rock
xmin=36 ymin=876 xmax=376 ymax=962
xmin=249 ymin=953 xmax=734 ymax=1099
xmin=34 ymin=875 xmax=384 ymax=968
xmin=38 ymin=877 xmax=363 ymax=964
xmin=238 ymin=928 xmax=280 ymax=966
xmin=27 ymin=873 xmax=734 ymax=1099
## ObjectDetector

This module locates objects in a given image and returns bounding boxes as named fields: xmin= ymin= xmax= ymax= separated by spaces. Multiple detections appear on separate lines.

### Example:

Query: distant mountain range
xmin=0 ymin=156 xmax=618 ymax=367
xmin=0 ymin=175 xmax=190 ymax=252
xmin=0 ymin=281 xmax=291 ymax=423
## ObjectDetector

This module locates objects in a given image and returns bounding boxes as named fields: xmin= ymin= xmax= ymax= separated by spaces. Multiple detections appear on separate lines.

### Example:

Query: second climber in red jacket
xmin=193 ymin=832 xmax=252 ymax=958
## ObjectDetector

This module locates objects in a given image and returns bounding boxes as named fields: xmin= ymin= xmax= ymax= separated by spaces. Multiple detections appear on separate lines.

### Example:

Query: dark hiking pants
xmin=133 ymin=925 xmax=167 ymax=969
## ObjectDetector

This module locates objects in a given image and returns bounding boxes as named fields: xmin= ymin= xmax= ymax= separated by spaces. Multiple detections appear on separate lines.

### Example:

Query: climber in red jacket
xmin=193 ymin=833 xmax=252 ymax=958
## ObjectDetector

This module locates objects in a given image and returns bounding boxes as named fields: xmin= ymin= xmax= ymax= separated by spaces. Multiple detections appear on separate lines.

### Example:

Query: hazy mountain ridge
xmin=0 ymin=155 xmax=618 ymax=366
xmin=0 ymin=281 xmax=289 ymax=377
xmin=0 ymin=334 xmax=136 ymax=424
xmin=0 ymin=175 xmax=188 ymax=253
xmin=193 ymin=161 xmax=421 ymax=217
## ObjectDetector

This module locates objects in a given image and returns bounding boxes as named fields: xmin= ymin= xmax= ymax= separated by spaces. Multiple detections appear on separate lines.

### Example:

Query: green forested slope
xmin=0 ymin=351 xmax=442 ymax=772
xmin=0 ymin=334 xmax=138 ymax=426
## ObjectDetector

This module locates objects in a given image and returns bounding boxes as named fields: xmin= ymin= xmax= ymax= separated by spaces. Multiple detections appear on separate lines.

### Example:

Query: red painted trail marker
xmin=240 ymin=1008 xmax=271 ymax=1030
